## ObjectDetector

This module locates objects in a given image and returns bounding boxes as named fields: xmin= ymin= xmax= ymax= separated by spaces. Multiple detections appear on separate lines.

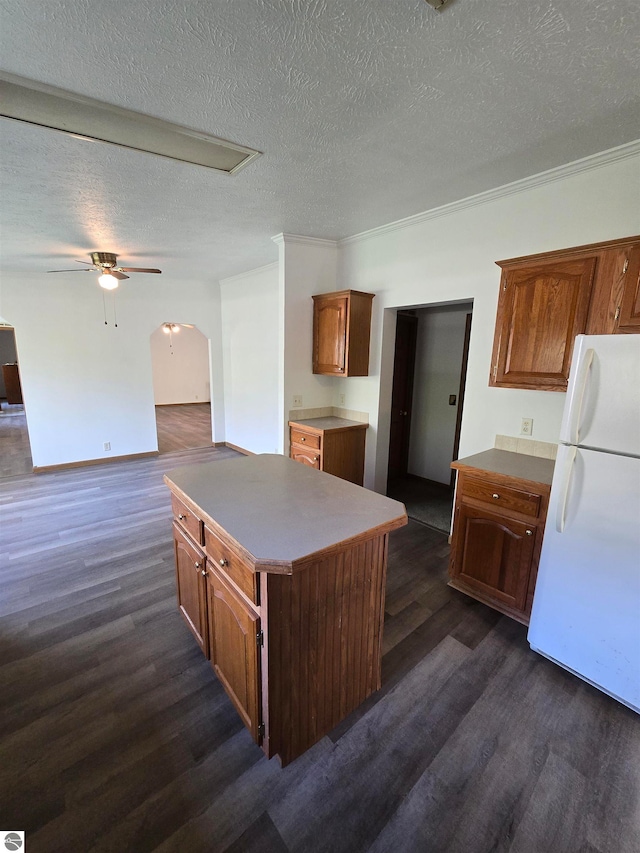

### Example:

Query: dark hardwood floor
xmin=1 ymin=446 xmax=638 ymax=852
xmin=155 ymin=403 xmax=213 ymax=454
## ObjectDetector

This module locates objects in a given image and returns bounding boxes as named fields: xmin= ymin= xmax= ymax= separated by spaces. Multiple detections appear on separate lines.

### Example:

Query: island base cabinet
xmin=263 ymin=535 xmax=387 ymax=766
xmin=206 ymin=567 xmax=262 ymax=744
xmin=172 ymin=523 xmax=208 ymax=657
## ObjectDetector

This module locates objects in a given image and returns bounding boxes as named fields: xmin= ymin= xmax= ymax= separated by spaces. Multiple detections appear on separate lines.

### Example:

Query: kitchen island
xmin=164 ymin=453 xmax=407 ymax=765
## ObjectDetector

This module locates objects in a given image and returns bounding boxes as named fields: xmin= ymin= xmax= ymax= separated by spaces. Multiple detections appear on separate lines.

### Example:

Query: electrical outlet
xmin=293 ymin=395 xmax=302 ymax=407
xmin=520 ymin=418 xmax=533 ymax=436
xmin=339 ymin=393 xmax=345 ymax=406
xmin=103 ymin=441 xmax=111 ymax=451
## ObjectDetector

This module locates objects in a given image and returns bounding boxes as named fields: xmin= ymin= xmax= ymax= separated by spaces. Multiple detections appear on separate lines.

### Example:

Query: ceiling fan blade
xmin=111 ymin=270 xmax=129 ymax=281
xmin=181 ymin=324 xmax=195 ymax=328
xmin=118 ymin=267 xmax=162 ymax=274
xmin=47 ymin=268 xmax=95 ymax=272
xmin=74 ymin=259 xmax=94 ymax=265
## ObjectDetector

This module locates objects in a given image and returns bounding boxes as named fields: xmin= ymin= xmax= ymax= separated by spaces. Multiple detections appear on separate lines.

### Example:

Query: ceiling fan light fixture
xmin=98 ymin=271 xmax=118 ymax=290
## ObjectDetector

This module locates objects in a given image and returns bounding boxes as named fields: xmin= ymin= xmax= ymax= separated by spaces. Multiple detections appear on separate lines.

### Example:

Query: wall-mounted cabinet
xmin=490 ymin=235 xmax=640 ymax=391
xmin=312 ymin=289 xmax=374 ymax=376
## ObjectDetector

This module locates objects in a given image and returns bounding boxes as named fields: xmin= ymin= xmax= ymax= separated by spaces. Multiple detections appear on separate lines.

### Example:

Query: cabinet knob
xmin=201 ymin=569 xmax=206 ymax=576
xmin=313 ymin=456 xmax=318 ymax=462
xmin=526 ymin=529 xmax=533 ymax=536
xmin=492 ymin=493 xmax=499 ymax=500
xmin=300 ymin=436 xmax=306 ymax=441
xmin=194 ymin=561 xmax=201 ymax=568
xmin=178 ymin=513 xmax=187 ymax=520
xmin=219 ymin=558 xmax=229 ymax=567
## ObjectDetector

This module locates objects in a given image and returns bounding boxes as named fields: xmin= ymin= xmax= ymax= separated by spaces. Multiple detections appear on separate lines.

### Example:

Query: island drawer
xmin=290 ymin=428 xmax=321 ymax=450
xmin=462 ymin=476 xmax=541 ymax=518
xmin=171 ymin=494 xmax=204 ymax=544
xmin=204 ymin=525 xmax=258 ymax=605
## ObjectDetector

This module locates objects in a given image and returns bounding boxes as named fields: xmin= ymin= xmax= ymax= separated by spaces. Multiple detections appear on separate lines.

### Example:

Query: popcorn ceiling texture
xmin=1 ymin=0 xmax=639 ymax=281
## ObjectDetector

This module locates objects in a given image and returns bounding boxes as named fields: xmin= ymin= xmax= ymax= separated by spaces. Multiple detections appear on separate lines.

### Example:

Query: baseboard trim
xmin=213 ymin=441 xmax=227 ymax=447
xmin=224 ymin=442 xmax=255 ymax=456
xmin=33 ymin=450 xmax=159 ymax=473
xmin=154 ymin=401 xmax=211 ymax=407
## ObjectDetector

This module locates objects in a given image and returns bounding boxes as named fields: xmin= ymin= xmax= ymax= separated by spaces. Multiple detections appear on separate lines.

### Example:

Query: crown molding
xmin=219 ymin=261 xmax=278 ymax=286
xmin=340 ymin=139 xmax=640 ymax=247
xmin=272 ymin=233 xmax=338 ymax=249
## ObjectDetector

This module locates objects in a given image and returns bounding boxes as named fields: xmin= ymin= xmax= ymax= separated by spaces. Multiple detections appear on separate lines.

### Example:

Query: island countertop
xmin=164 ymin=453 xmax=407 ymax=572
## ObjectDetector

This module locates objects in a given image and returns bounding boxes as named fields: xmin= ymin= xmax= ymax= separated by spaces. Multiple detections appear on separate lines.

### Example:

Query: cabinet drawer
xmin=290 ymin=429 xmax=321 ymax=450
xmin=462 ymin=477 xmax=541 ymax=518
xmin=290 ymin=446 xmax=321 ymax=469
xmin=204 ymin=525 xmax=258 ymax=605
xmin=171 ymin=494 xmax=204 ymax=544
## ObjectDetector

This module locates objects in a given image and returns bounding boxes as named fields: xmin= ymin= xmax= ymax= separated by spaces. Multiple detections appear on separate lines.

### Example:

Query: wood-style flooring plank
xmin=1 ymin=445 xmax=638 ymax=853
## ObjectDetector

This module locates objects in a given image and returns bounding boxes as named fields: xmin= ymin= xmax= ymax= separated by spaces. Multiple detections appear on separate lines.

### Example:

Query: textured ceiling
xmin=1 ymin=0 xmax=639 ymax=282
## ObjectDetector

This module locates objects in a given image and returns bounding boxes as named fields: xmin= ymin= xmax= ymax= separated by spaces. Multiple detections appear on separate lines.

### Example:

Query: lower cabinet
xmin=448 ymin=460 xmax=551 ymax=624
xmin=172 ymin=522 xmax=208 ymax=656
xmin=206 ymin=566 xmax=261 ymax=742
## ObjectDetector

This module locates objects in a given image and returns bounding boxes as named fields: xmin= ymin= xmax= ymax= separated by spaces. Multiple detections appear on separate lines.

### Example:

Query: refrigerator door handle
xmin=556 ymin=445 xmax=577 ymax=533
xmin=566 ymin=347 xmax=594 ymax=445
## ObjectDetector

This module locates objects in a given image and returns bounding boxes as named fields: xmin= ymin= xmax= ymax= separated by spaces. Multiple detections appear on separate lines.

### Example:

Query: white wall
xmin=408 ymin=304 xmax=472 ymax=484
xmin=219 ymin=264 xmax=280 ymax=454
xmin=274 ymin=234 xmax=339 ymax=450
xmin=150 ymin=325 xmax=210 ymax=405
xmin=338 ymin=149 xmax=640 ymax=490
xmin=0 ymin=274 xmax=218 ymax=467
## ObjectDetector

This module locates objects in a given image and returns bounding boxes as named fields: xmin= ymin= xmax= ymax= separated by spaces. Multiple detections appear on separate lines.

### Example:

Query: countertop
xmin=452 ymin=449 xmax=555 ymax=487
xmin=288 ymin=416 xmax=368 ymax=432
xmin=164 ymin=453 xmax=406 ymax=571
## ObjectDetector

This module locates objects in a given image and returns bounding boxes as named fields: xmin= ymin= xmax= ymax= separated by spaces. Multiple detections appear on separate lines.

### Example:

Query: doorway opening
xmin=0 ymin=322 xmax=33 ymax=477
xmin=386 ymin=302 xmax=473 ymax=533
xmin=150 ymin=323 xmax=213 ymax=454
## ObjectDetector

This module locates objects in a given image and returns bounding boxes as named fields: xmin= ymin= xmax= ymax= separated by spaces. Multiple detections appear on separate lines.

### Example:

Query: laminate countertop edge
xmin=452 ymin=449 xmax=555 ymax=488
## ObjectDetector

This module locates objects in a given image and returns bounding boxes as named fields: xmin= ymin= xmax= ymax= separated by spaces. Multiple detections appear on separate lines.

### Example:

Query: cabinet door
xmin=450 ymin=503 xmax=537 ymax=613
xmin=617 ymin=244 xmax=640 ymax=332
xmin=491 ymin=257 xmax=596 ymax=390
xmin=313 ymin=294 xmax=348 ymax=375
xmin=172 ymin=523 xmax=208 ymax=656
xmin=206 ymin=567 xmax=261 ymax=742
xmin=290 ymin=446 xmax=321 ymax=469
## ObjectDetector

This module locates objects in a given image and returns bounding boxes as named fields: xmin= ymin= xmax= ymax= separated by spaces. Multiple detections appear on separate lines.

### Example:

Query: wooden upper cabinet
xmin=616 ymin=244 xmax=640 ymax=333
xmin=313 ymin=290 xmax=374 ymax=376
xmin=490 ymin=257 xmax=596 ymax=391
xmin=490 ymin=235 xmax=640 ymax=392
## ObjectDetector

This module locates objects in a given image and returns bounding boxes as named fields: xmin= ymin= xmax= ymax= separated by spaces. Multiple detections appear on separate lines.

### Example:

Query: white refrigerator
xmin=528 ymin=334 xmax=640 ymax=713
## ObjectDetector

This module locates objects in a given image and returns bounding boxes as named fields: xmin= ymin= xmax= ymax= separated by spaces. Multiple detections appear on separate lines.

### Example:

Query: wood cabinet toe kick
xmin=164 ymin=453 xmax=407 ymax=766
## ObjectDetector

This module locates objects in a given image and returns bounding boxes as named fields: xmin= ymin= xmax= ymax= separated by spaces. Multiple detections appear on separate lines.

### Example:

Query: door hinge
xmin=623 ymin=259 xmax=629 ymax=274
xmin=258 ymin=722 xmax=265 ymax=739
xmin=256 ymin=630 xmax=264 ymax=647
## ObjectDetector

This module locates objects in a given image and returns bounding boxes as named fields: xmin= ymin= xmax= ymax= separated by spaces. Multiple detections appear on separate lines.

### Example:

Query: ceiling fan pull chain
xmin=103 ymin=290 xmax=108 ymax=326
xmin=113 ymin=292 xmax=118 ymax=328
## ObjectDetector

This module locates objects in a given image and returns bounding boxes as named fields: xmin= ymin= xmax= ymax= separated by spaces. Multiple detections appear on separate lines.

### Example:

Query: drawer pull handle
xmin=219 ymin=558 xmax=229 ymax=567
xmin=525 ymin=530 xmax=533 ymax=536
xmin=178 ymin=513 xmax=187 ymax=520
xmin=492 ymin=493 xmax=499 ymax=499
xmin=300 ymin=436 xmax=306 ymax=441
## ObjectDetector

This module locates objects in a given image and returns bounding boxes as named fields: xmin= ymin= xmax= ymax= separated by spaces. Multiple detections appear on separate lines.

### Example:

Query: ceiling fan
xmin=48 ymin=252 xmax=162 ymax=289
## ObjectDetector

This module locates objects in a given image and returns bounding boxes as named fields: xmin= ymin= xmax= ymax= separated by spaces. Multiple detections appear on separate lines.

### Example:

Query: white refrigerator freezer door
xmin=560 ymin=334 xmax=640 ymax=456
xmin=528 ymin=445 xmax=640 ymax=712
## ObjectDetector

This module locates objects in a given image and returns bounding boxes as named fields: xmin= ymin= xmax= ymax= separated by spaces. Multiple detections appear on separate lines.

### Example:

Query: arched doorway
xmin=0 ymin=319 xmax=33 ymax=476
xmin=150 ymin=323 xmax=212 ymax=453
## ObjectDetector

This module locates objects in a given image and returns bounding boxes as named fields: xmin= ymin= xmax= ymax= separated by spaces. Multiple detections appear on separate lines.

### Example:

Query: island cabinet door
xmin=450 ymin=504 xmax=537 ymax=614
xmin=206 ymin=567 xmax=262 ymax=744
xmin=172 ymin=522 xmax=208 ymax=657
